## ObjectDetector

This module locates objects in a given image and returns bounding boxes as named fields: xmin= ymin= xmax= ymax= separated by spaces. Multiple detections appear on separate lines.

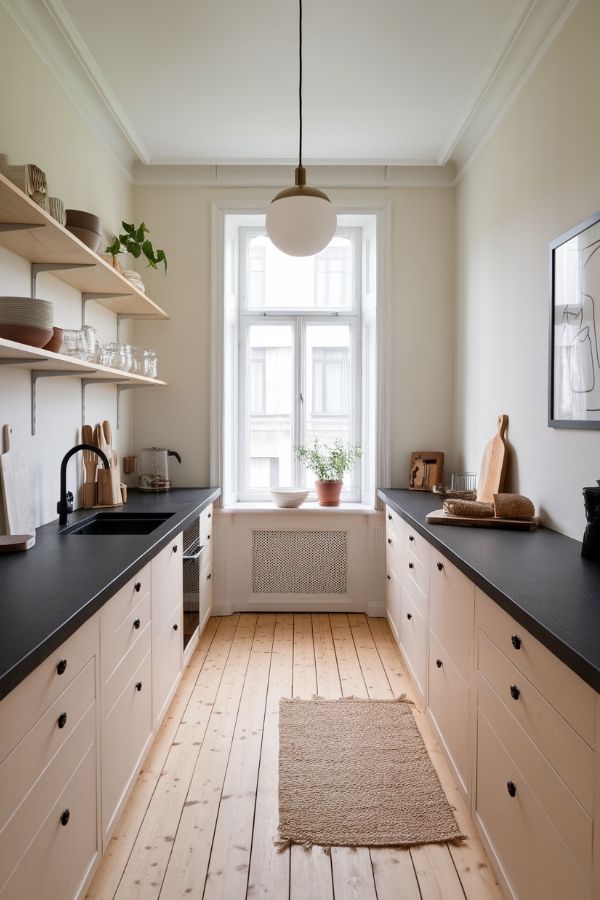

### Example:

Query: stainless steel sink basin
xmin=62 ymin=512 xmax=174 ymax=535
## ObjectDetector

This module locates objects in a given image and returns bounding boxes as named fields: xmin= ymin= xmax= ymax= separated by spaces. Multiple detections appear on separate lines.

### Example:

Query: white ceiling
xmin=9 ymin=0 xmax=575 ymax=169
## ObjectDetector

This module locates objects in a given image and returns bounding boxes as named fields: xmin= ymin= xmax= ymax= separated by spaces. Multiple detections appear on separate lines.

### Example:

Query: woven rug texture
xmin=278 ymin=696 xmax=465 ymax=849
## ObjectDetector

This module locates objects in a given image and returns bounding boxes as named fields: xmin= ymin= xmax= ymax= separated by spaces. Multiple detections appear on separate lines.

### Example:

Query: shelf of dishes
xmin=0 ymin=335 xmax=167 ymax=385
xmin=0 ymin=172 xmax=169 ymax=320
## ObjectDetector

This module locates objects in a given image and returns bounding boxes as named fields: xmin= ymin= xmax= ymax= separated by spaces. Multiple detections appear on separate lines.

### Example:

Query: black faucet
xmin=58 ymin=444 xmax=110 ymax=527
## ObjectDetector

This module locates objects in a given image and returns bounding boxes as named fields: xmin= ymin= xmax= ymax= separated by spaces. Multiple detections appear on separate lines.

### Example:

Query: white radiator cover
xmin=252 ymin=529 xmax=348 ymax=595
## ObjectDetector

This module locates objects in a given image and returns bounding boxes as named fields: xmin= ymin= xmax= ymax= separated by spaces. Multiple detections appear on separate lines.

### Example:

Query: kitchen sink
xmin=62 ymin=512 xmax=175 ymax=535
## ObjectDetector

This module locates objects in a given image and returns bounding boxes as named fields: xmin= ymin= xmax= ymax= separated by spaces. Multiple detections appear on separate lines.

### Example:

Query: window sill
xmin=221 ymin=501 xmax=378 ymax=515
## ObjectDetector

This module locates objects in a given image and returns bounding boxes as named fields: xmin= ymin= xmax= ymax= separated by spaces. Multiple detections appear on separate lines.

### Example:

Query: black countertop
xmin=0 ymin=488 xmax=220 ymax=701
xmin=378 ymin=489 xmax=600 ymax=693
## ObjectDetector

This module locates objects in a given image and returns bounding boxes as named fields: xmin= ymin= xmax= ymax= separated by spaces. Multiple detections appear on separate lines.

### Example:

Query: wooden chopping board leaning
xmin=0 ymin=423 xmax=36 ymax=549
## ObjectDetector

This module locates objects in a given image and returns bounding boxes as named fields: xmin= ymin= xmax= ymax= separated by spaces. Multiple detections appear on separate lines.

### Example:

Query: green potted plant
xmin=105 ymin=222 xmax=167 ymax=273
xmin=294 ymin=438 xmax=362 ymax=507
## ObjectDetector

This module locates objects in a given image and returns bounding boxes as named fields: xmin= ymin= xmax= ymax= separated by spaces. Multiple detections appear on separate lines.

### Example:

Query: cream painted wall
xmin=454 ymin=0 xmax=600 ymax=540
xmin=0 ymin=6 xmax=134 ymax=528
xmin=132 ymin=184 xmax=455 ymax=492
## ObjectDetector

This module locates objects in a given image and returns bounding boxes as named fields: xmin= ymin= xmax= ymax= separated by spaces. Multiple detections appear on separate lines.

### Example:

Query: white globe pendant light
xmin=266 ymin=0 xmax=336 ymax=257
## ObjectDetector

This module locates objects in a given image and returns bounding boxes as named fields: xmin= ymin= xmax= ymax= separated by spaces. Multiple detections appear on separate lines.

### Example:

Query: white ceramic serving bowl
xmin=270 ymin=488 xmax=310 ymax=509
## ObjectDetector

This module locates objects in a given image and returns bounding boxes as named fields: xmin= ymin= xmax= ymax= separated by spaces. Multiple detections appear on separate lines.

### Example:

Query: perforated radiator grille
xmin=252 ymin=530 xmax=348 ymax=595
xmin=183 ymin=519 xmax=199 ymax=593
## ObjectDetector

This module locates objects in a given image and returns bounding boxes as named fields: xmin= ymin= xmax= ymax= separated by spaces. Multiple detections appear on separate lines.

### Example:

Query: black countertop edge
xmin=0 ymin=487 xmax=220 ymax=702
xmin=377 ymin=488 xmax=600 ymax=694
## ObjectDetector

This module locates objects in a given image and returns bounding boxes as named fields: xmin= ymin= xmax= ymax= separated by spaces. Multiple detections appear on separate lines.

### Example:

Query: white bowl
xmin=270 ymin=488 xmax=310 ymax=509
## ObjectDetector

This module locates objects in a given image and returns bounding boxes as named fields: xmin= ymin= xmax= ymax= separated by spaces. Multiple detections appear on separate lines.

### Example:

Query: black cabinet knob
xmin=57 ymin=712 xmax=68 ymax=729
xmin=133 ymin=618 xmax=141 ymax=629
xmin=406 ymin=613 xmax=412 ymax=621
xmin=172 ymin=545 xmax=178 ymax=553
xmin=135 ymin=681 xmax=143 ymax=692
xmin=409 ymin=535 xmax=415 ymax=542
xmin=387 ymin=538 xmax=392 ymax=544
xmin=208 ymin=512 xmax=212 ymax=519
xmin=507 ymin=781 xmax=517 ymax=798
xmin=207 ymin=534 xmax=211 ymax=540
xmin=173 ymin=623 xmax=179 ymax=631
xmin=511 ymin=634 xmax=522 ymax=650
xmin=408 ymin=562 xmax=414 ymax=569
xmin=134 ymin=581 xmax=142 ymax=593
xmin=388 ymin=513 xmax=392 ymax=521
xmin=436 ymin=659 xmax=443 ymax=668
xmin=207 ymin=573 xmax=212 ymax=580
xmin=510 ymin=684 xmax=520 ymax=700
xmin=436 ymin=562 xmax=444 ymax=571
xmin=56 ymin=659 xmax=67 ymax=676
xmin=60 ymin=809 xmax=70 ymax=826
xmin=386 ymin=574 xmax=391 ymax=580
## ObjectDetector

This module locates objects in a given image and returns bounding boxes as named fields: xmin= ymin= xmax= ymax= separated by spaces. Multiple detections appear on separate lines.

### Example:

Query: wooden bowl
xmin=43 ymin=327 xmax=63 ymax=354
xmin=0 ymin=323 xmax=53 ymax=347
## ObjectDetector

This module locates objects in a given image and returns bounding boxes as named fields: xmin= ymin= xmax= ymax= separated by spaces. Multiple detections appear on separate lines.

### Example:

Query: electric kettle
xmin=138 ymin=447 xmax=182 ymax=492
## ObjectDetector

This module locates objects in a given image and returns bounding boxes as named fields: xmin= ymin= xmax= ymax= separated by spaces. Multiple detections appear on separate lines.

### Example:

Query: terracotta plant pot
xmin=315 ymin=480 xmax=343 ymax=507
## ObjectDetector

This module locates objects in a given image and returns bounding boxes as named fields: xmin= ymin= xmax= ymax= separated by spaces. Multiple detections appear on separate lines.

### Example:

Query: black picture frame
xmin=549 ymin=209 xmax=600 ymax=429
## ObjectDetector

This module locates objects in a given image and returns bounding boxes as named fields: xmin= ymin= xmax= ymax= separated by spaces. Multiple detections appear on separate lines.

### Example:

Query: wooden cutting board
xmin=0 ymin=424 xmax=36 ymax=541
xmin=426 ymin=509 xmax=538 ymax=531
xmin=477 ymin=414 xmax=509 ymax=503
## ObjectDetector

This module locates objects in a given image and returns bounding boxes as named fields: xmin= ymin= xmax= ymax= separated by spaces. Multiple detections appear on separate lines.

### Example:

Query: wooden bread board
xmin=426 ymin=509 xmax=539 ymax=531
xmin=0 ymin=424 xmax=35 ymax=540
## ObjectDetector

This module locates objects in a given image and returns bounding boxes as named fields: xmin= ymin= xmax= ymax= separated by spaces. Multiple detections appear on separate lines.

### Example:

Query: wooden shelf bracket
xmin=31 ymin=369 xmax=86 ymax=435
xmin=31 ymin=262 xmax=95 ymax=298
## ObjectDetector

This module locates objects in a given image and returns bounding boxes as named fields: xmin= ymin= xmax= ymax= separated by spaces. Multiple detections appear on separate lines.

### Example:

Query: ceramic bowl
xmin=65 ymin=209 xmax=102 ymax=232
xmin=42 ymin=327 xmax=63 ymax=354
xmin=270 ymin=488 xmax=310 ymax=509
xmin=66 ymin=225 xmax=103 ymax=253
xmin=0 ymin=323 xmax=53 ymax=347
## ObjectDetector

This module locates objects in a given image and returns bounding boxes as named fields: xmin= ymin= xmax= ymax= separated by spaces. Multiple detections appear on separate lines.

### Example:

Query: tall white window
xmin=238 ymin=226 xmax=361 ymax=501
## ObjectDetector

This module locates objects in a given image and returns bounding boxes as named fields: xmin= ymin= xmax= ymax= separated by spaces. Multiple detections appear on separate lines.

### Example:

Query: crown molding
xmin=132 ymin=163 xmax=457 ymax=189
xmin=1 ymin=0 xmax=141 ymax=177
xmin=444 ymin=0 xmax=580 ymax=173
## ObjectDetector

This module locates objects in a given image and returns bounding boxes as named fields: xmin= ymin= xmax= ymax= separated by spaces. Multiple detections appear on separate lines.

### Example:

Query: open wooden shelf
xmin=0 ymin=173 xmax=169 ymax=319
xmin=0 ymin=336 xmax=167 ymax=386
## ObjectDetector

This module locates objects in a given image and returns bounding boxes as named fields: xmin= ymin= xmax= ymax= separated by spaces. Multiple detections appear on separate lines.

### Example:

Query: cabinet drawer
xmin=403 ymin=566 xmax=428 ymax=621
xmin=476 ymin=711 xmax=590 ymax=900
xmin=0 ymin=658 xmax=95 ymax=831
xmin=430 ymin=551 xmax=474 ymax=681
xmin=429 ymin=631 xmax=470 ymax=793
xmin=0 ymin=614 xmax=98 ymax=765
xmin=0 ymin=740 xmax=98 ymax=900
xmin=478 ymin=630 xmax=594 ymax=815
xmin=405 ymin=551 xmax=428 ymax=600
xmin=404 ymin=522 xmax=429 ymax=569
xmin=385 ymin=505 xmax=403 ymax=540
xmin=100 ymin=563 xmax=151 ymax=643
xmin=102 ymin=650 xmax=152 ymax=841
xmin=101 ymin=589 xmax=151 ymax=683
xmin=0 ymin=703 xmax=96 ymax=894
xmin=199 ymin=503 xmax=213 ymax=549
xmin=476 ymin=589 xmax=595 ymax=746
xmin=385 ymin=569 xmax=402 ymax=640
xmin=385 ymin=528 xmax=403 ymax=579
xmin=152 ymin=534 xmax=183 ymax=637
xmin=152 ymin=604 xmax=183 ymax=728
xmin=478 ymin=672 xmax=592 ymax=875
xmin=103 ymin=622 xmax=151 ymax=717
xmin=400 ymin=589 xmax=428 ymax=701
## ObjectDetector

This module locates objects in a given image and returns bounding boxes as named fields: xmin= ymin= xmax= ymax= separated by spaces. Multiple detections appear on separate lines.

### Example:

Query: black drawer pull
xmin=57 ymin=712 xmax=68 ymax=729
xmin=134 ymin=581 xmax=142 ymax=593
xmin=510 ymin=684 xmax=520 ymax=700
xmin=135 ymin=681 xmax=143 ymax=692
xmin=406 ymin=613 xmax=412 ymax=621
xmin=207 ymin=573 xmax=212 ymax=580
xmin=387 ymin=538 xmax=392 ymax=544
xmin=436 ymin=659 xmax=443 ymax=668
xmin=60 ymin=809 xmax=70 ymax=826
xmin=172 ymin=545 xmax=178 ymax=553
xmin=388 ymin=513 xmax=392 ymax=521
xmin=207 ymin=534 xmax=211 ymax=540
xmin=511 ymin=634 xmax=521 ymax=650
xmin=133 ymin=618 xmax=141 ymax=629
xmin=507 ymin=781 xmax=517 ymax=798
xmin=408 ymin=562 xmax=414 ymax=569
xmin=208 ymin=512 xmax=212 ymax=519
xmin=436 ymin=561 xmax=444 ymax=571
xmin=56 ymin=658 xmax=67 ymax=676
xmin=409 ymin=535 xmax=415 ymax=542
xmin=173 ymin=623 xmax=179 ymax=631
xmin=386 ymin=574 xmax=391 ymax=580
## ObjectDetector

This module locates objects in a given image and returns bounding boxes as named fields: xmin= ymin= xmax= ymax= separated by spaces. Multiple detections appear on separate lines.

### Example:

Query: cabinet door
xmin=429 ymin=551 xmax=474 ymax=682
xmin=152 ymin=604 xmax=183 ymax=728
xmin=428 ymin=631 xmax=470 ymax=794
xmin=151 ymin=533 xmax=183 ymax=637
xmin=399 ymin=589 xmax=427 ymax=702
xmin=199 ymin=547 xmax=213 ymax=631
xmin=385 ymin=569 xmax=402 ymax=643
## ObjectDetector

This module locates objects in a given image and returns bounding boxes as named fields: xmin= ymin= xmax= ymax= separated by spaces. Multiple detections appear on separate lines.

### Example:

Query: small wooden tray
xmin=426 ymin=509 xmax=539 ymax=531
xmin=0 ymin=533 xmax=35 ymax=552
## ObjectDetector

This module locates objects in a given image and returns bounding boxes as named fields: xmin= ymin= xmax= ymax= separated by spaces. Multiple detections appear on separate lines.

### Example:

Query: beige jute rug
xmin=278 ymin=696 xmax=465 ymax=850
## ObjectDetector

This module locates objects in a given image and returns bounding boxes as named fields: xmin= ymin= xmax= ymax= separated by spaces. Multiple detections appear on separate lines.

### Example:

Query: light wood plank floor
xmin=86 ymin=613 xmax=504 ymax=900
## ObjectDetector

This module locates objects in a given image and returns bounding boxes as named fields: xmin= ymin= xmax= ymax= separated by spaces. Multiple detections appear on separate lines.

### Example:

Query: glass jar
xmin=130 ymin=347 xmax=146 ymax=375
xmin=144 ymin=349 xmax=158 ymax=378
xmin=61 ymin=328 xmax=86 ymax=358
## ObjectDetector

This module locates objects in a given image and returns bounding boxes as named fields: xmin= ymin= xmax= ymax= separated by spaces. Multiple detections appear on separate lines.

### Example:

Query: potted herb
xmin=106 ymin=222 xmax=168 ymax=272
xmin=294 ymin=438 xmax=362 ymax=507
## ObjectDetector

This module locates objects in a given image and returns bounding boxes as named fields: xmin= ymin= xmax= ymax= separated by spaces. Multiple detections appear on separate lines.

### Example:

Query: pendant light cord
xmin=298 ymin=0 xmax=303 ymax=168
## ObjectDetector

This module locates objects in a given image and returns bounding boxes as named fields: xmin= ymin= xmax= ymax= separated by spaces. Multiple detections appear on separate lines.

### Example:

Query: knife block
xmin=97 ymin=468 xmax=123 ymax=507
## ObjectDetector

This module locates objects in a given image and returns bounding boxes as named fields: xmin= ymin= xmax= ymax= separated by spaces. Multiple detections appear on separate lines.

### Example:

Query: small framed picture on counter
xmin=549 ymin=209 xmax=600 ymax=428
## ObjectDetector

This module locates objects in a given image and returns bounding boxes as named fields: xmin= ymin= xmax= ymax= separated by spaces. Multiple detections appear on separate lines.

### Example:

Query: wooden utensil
xmin=102 ymin=419 xmax=117 ymax=468
xmin=81 ymin=424 xmax=97 ymax=509
xmin=0 ymin=424 xmax=36 ymax=541
xmin=476 ymin=414 xmax=509 ymax=503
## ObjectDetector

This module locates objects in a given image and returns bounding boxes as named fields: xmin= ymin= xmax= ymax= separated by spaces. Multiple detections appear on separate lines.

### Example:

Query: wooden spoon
xmin=81 ymin=424 xmax=97 ymax=483
xmin=102 ymin=420 xmax=117 ymax=468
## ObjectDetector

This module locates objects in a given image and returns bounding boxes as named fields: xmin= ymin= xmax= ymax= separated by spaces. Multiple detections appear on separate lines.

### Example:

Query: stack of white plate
xmin=123 ymin=270 xmax=145 ymax=294
xmin=0 ymin=297 xmax=54 ymax=348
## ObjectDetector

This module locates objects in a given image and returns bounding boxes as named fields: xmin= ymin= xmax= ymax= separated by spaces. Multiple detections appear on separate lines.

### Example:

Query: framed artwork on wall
xmin=549 ymin=210 xmax=600 ymax=429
